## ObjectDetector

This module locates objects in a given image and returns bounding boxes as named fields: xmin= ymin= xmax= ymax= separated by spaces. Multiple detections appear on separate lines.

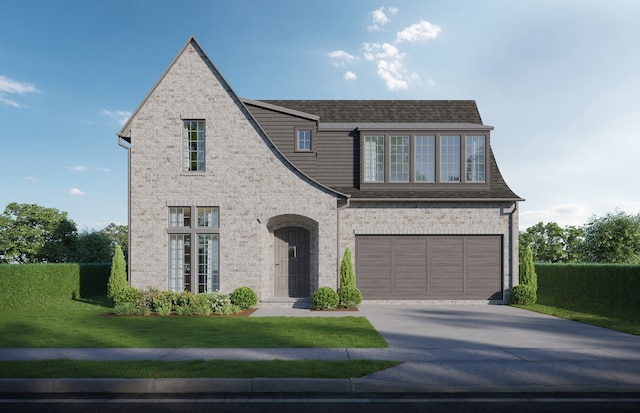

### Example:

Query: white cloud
xmin=69 ymin=188 xmax=86 ymax=196
xmin=368 ymin=7 xmax=398 ymax=31
xmin=520 ymin=203 xmax=591 ymax=229
xmin=102 ymin=108 xmax=132 ymax=126
xmin=388 ymin=7 xmax=398 ymax=15
xmin=362 ymin=42 xmax=418 ymax=91
xmin=96 ymin=167 xmax=110 ymax=172
xmin=0 ymin=75 xmax=40 ymax=108
xmin=328 ymin=50 xmax=357 ymax=67
xmin=69 ymin=165 xmax=87 ymax=172
xmin=24 ymin=176 xmax=38 ymax=182
xmin=396 ymin=20 xmax=441 ymax=43
xmin=343 ymin=71 xmax=357 ymax=81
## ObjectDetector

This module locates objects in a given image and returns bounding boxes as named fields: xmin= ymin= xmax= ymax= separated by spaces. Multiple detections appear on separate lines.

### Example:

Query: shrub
xmin=175 ymin=304 xmax=195 ymax=316
xmin=340 ymin=247 xmax=356 ymax=288
xmin=216 ymin=303 xmax=242 ymax=315
xmin=206 ymin=290 xmax=232 ymax=313
xmin=509 ymin=284 xmax=537 ymax=305
xmin=155 ymin=303 xmax=173 ymax=316
xmin=338 ymin=285 xmax=362 ymax=308
xmin=230 ymin=286 xmax=259 ymax=310
xmin=175 ymin=291 xmax=195 ymax=307
xmin=107 ymin=245 xmax=129 ymax=305
xmin=192 ymin=293 xmax=213 ymax=315
xmin=154 ymin=290 xmax=178 ymax=311
xmin=312 ymin=287 xmax=339 ymax=310
xmin=519 ymin=246 xmax=538 ymax=291
xmin=112 ymin=302 xmax=136 ymax=316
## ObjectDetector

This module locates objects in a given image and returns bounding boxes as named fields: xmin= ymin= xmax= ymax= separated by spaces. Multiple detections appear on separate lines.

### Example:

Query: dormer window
xmin=296 ymin=129 xmax=312 ymax=151
xmin=362 ymin=133 xmax=486 ymax=184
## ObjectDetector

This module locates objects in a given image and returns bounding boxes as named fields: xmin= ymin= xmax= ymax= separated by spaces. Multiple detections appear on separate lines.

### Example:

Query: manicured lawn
xmin=514 ymin=297 xmax=640 ymax=336
xmin=0 ymin=297 xmax=387 ymax=348
xmin=0 ymin=359 xmax=400 ymax=379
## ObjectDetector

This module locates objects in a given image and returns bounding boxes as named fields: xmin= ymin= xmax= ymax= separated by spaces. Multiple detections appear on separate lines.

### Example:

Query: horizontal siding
xmin=356 ymin=235 xmax=502 ymax=300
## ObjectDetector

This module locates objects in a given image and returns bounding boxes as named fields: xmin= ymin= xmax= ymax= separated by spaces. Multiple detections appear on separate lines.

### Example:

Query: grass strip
xmin=0 ymin=297 xmax=387 ymax=348
xmin=513 ymin=298 xmax=640 ymax=336
xmin=0 ymin=359 xmax=400 ymax=379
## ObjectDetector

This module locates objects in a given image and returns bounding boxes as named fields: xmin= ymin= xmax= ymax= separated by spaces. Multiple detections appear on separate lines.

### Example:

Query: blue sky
xmin=1 ymin=0 xmax=639 ymax=231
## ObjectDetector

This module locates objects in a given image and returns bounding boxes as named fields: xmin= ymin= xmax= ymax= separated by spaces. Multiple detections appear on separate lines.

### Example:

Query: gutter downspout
xmin=501 ymin=202 xmax=519 ymax=303
xmin=117 ymin=135 xmax=132 ymax=286
xmin=336 ymin=197 xmax=351 ymax=289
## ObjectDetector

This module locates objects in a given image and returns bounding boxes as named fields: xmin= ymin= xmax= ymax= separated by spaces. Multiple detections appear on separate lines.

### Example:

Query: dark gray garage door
xmin=355 ymin=235 xmax=502 ymax=300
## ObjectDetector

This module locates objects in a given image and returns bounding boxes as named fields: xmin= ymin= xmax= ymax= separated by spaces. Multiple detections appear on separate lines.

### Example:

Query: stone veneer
xmin=127 ymin=41 xmax=340 ymax=300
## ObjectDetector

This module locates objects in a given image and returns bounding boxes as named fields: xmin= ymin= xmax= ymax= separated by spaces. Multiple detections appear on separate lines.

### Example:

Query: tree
xmin=520 ymin=222 xmax=584 ymax=263
xmin=100 ymin=223 xmax=128 ymax=262
xmin=0 ymin=202 xmax=77 ymax=263
xmin=75 ymin=230 xmax=113 ymax=263
xmin=107 ymin=244 xmax=128 ymax=305
xmin=339 ymin=247 xmax=356 ymax=288
xmin=581 ymin=210 xmax=640 ymax=263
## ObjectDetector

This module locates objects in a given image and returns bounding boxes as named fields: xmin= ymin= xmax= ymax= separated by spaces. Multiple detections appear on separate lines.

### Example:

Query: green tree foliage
xmin=519 ymin=222 xmax=584 ymax=263
xmin=519 ymin=245 xmax=538 ymax=292
xmin=75 ymin=231 xmax=113 ymax=263
xmin=0 ymin=203 xmax=77 ymax=263
xmin=339 ymin=247 xmax=356 ymax=288
xmin=107 ymin=244 xmax=129 ymax=305
xmin=581 ymin=210 xmax=640 ymax=264
xmin=100 ymin=223 xmax=128 ymax=262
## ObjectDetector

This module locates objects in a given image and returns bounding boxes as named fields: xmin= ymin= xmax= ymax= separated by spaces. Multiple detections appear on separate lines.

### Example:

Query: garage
xmin=355 ymin=235 xmax=503 ymax=300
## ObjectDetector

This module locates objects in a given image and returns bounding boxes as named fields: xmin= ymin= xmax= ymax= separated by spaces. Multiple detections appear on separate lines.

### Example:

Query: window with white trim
xmin=296 ymin=130 xmax=312 ymax=151
xmin=364 ymin=136 xmax=385 ymax=182
xmin=390 ymin=136 xmax=410 ymax=182
xmin=168 ymin=206 xmax=219 ymax=293
xmin=440 ymin=135 xmax=461 ymax=182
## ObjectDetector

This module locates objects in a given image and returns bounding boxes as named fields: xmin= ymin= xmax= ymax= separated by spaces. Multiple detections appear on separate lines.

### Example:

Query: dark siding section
xmin=247 ymin=105 xmax=357 ymax=188
xmin=356 ymin=235 xmax=503 ymax=300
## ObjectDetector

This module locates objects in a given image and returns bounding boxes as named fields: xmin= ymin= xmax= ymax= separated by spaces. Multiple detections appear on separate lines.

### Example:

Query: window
xmin=183 ymin=120 xmax=205 ymax=172
xmin=390 ymin=136 xmax=410 ymax=182
xmin=296 ymin=130 xmax=311 ymax=151
xmin=364 ymin=136 xmax=385 ymax=182
xmin=168 ymin=206 xmax=219 ymax=293
xmin=415 ymin=136 xmax=435 ymax=182
xmin=440 ymin=135 xmax=460 ymax=182
xmin=466 ymin=136 xmax=486 ymax=182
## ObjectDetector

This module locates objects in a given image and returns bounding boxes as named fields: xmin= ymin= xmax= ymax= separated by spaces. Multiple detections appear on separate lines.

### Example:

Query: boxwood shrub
xmin=312 ymin=286 xmax=339 ymax=310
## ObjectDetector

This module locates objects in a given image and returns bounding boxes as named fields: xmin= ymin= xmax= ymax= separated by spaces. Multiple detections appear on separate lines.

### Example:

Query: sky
xmin=1 ymin=0 xmax=639 ymax=231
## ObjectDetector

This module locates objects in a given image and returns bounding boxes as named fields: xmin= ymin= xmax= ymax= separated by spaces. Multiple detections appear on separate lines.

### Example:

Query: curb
xmin=3 ymin=378 xmax=640 ymax=395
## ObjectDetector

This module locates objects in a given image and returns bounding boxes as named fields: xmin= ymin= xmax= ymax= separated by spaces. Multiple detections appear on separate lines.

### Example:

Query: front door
xmin=274 ymin=226 xmax=310 ymax=297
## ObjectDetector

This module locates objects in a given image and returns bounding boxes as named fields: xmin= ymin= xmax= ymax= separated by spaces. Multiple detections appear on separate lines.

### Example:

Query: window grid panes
xmin=390 ymin=136 xmax=410 ymax=182
xmin=183 ymin=120 xmax=205 ymax=172
xmin=198 ymin=234 xmax=219 ymax=293
xmin=297 ymin=130 xmax=311 ymax=151
xmin=197 ymin=207 xmax=219 ymax=228
xmin=169 ymin=207 xmax=191 ymax=227
xmin=415 ymin=136 xmax=435 ymax=182
xmin=364 ymin=136 xmax=385 ymax=182
xmin=440 ymin=135 xmax=460 ymax=182
xmin=466 ymin=136 xmax=486 ymax=182
xmin=169 ymin=234 xmax=191 ymax=292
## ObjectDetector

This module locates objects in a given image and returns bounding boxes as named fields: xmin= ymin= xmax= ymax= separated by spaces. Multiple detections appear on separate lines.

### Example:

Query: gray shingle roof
xmin=258 ymin=100 xmax=483 ymax=124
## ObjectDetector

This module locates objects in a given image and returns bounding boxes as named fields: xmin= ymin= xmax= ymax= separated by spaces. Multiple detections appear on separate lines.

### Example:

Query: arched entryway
xmin=274 ymin=226 xmax=310 ymax=297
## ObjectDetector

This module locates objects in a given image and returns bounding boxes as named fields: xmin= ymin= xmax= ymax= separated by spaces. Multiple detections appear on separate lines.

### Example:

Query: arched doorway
xmin=274 ymin=226 xmax=310 ymax=297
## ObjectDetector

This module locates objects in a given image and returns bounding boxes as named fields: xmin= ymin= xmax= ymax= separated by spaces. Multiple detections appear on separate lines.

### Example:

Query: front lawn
xmin=0 ymin=359 xmax=400 ymax=379
xmin=0 ymin=296 xmax=387 ymax=348
xmin=513 ymin=298 xmax=640 ymax=336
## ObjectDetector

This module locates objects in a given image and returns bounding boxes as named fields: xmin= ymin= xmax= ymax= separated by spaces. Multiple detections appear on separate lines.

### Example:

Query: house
xmin=117 ymin=37 xmax=523 ymax=305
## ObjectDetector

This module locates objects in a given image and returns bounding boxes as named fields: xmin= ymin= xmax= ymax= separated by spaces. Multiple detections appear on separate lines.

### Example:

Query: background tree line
xmin=0 ymin=202 xmax=127 ymax=264
xmin=520 ymin=209 xmax=640 ymax=264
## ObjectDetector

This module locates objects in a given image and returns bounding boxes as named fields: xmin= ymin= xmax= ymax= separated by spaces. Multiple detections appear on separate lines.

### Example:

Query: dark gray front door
xmin=274 ymin=226 xmax=310 ymax=297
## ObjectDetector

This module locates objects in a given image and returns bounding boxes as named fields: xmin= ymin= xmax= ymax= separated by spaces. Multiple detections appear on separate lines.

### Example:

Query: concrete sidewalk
xmin=2 ymin=305 xmax=640 ymax=393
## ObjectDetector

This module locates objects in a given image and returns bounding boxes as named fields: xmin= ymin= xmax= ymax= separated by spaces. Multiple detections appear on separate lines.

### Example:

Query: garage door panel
xmin=356 ymin=235 xmax=503 ymax=300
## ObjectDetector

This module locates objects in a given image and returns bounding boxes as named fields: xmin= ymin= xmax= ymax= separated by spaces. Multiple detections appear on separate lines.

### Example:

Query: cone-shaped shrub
xmin=340 ymin=247 xmax=356 ymax=288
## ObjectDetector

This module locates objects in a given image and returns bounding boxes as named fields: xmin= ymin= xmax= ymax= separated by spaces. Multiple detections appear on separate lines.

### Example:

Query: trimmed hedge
xmin=536 ymin=264 xmax=640 ymax=311
xmin=0 ymin=263 xmax=110 ymax=309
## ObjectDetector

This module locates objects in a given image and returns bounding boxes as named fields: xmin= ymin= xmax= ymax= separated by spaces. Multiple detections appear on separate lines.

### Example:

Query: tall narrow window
xmin=183 ymin=120 xmax=205 ymax=172
xmin=415 ymin=136 xmax=435 ymax=182
xmin=440 ymin=135 xmax=460 ymax=182
xmin=297 ymin=130 xmax=311 ymax=151
xmin=364 ymin=136 xmax=384 ymax=182
xmin=390 ymin=136 xmax=410 ymax=182
xmin=466 ymin=136 xmax=486 ymax=182
xmin=168 ymin=206 xmax=219 ymax=293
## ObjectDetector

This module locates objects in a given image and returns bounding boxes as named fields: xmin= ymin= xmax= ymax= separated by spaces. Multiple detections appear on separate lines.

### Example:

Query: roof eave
xmin=348 ymin=197 xmax=525 ymax=202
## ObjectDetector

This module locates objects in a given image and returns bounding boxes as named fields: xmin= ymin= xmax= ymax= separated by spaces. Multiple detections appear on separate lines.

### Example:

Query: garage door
xmin=355 ymin=235 xmax=502 ymax=300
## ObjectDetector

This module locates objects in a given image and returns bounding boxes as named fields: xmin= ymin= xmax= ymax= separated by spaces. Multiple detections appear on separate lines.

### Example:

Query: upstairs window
xmin=466 ymin=136 xmax=486 ymax=182
xmin=390 ymin=136 xmax=410 ymax=182
xmin=415 ymin=136 xmax=435 ymax=182
xmin=364 ymin=136 xmax=385 ymax=182
xmin=183 ymin=120 xmax=205 ymax=172
xmin=440 ymin=135 xmax=460 ymax=182
xmin=296 ymin=130 xmax=312 ymax=151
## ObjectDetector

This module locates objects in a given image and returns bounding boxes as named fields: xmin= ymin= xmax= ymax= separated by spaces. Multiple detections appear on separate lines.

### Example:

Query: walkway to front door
xmin=274 ymin=226 xmax=310 ymax=297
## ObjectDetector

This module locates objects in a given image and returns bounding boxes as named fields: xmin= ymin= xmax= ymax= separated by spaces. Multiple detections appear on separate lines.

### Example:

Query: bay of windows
xmin=168 ymin=206 xmax=219 ymax=293
xmin=363 ymin=134 xmax=486 ymax=183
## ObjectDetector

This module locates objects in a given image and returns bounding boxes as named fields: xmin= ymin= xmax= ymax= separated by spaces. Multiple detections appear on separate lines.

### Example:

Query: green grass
xmin=513 ymin=296 xmax=640 ymax=336
xmin=0 ymin=296 xmax=387 ymax=348
xmin=0 ymin=359 xmax=400 ymax=379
